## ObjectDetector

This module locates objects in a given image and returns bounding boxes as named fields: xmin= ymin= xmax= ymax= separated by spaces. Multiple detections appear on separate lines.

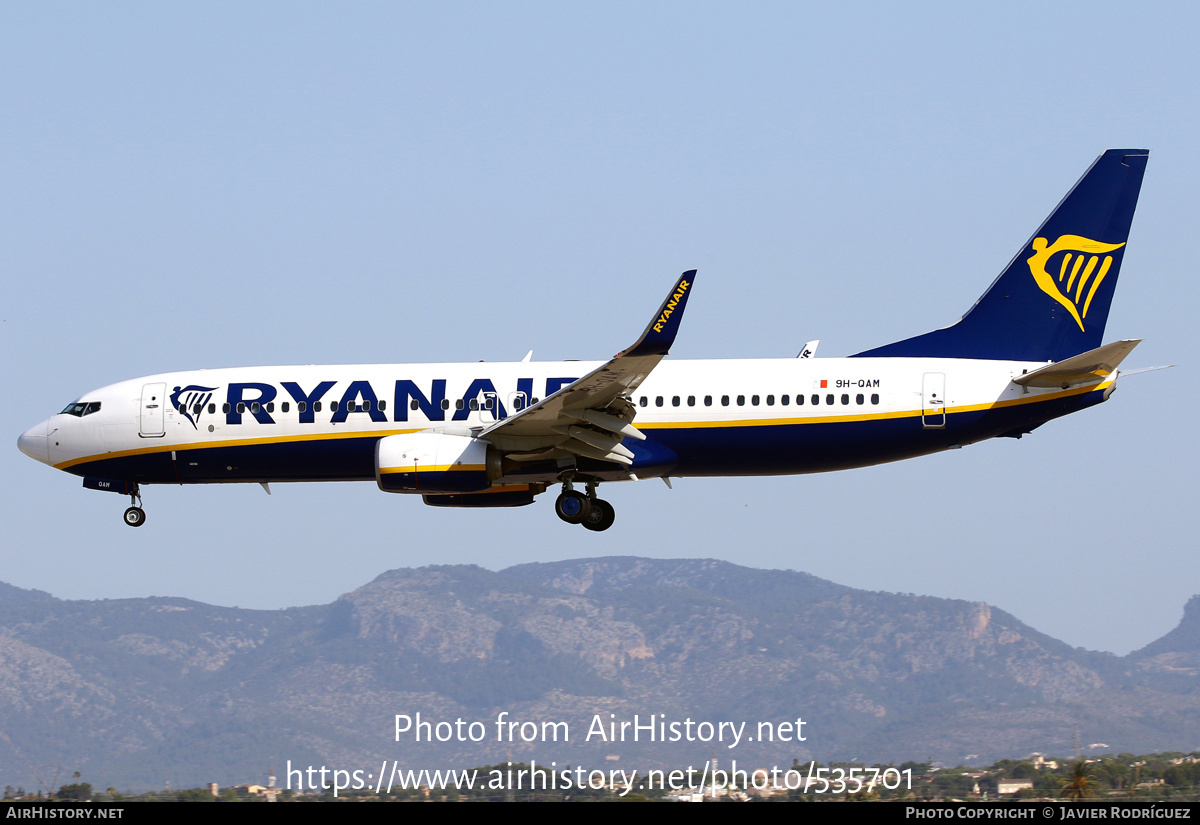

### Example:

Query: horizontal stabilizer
xmin=1012 ymin=339 xmax=1141 ymax=388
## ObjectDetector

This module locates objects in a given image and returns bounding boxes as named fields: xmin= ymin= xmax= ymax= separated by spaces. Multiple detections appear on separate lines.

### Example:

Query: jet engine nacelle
xmin=375 ymin=431 xmax=501 ymax=494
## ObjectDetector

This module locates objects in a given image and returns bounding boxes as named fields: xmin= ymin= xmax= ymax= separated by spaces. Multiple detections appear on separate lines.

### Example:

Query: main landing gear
xmin=123 ymin=485 xmax=146 ymax=528
xmin=554 ymin=478 xmax=616 ymax=532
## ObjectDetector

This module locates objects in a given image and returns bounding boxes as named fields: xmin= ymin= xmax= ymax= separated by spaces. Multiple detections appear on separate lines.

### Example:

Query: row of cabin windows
xmin=186 ymin=393 xmax=886 ymax=418
xmin=638 ymin=393 xmax=881 ymax=408
xmin=188 ymin=396 xmax=545 ymax=416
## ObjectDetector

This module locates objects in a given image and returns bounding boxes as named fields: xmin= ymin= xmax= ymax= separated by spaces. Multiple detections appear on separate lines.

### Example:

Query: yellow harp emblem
xmin=1027 ymin=235 xmax=1125 ymax=332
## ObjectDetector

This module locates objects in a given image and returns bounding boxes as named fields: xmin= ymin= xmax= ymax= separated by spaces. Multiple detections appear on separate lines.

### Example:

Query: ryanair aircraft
xmin=18 ymin=150 xmax=1150 ymax=532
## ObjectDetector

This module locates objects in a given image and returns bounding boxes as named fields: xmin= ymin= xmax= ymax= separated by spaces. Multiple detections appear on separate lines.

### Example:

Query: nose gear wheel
xmin=122 ymin=485 xmax=145 ymax=527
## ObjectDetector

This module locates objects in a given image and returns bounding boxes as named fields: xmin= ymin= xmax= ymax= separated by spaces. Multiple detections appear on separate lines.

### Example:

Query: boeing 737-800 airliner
xmin=18 ymin=150 xmax=1150 ymax=531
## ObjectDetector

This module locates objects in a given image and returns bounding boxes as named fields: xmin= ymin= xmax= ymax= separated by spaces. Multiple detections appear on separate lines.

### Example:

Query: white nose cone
xmin=17 ymin=421 xmax=50 ymax=465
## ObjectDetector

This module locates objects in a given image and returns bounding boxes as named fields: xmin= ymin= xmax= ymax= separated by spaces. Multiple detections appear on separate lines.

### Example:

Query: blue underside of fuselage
xmin=66 ymin=388 xmax=1105 ymax=486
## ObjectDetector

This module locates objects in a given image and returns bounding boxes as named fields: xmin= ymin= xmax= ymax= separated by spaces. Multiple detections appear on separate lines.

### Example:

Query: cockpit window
xmin=60 ymin=401 xmax=101 ymax=417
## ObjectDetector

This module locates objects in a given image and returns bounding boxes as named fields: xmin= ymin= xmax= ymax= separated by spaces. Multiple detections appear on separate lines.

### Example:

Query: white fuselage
xmin=20 ymin=355 xmax=1111 ymax=486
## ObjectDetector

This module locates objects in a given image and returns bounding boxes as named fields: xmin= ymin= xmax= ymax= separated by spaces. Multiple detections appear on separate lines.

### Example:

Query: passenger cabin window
xmin=721 ymin=395 xmax=729 ymax=406
xmin=379 ymin=400 xmax=387 ymax=411
xmin=281 ymin=402 xmax=290 ymax=413
xmin=826 ymin=394 xmax=834 ymax=405
xmin=639 ymin=397 xmax=647 ymax=407
xmin=871 ymin=393 xmax=880 ymax=405
xmin=810 ymin=394 xmax=819 ymax=405
xmin=751 ymin=395 xmax=760 ymax=406
xmin=671 ymin=396 xmax=680 ymax=407
xmin=469 ymin=399 xmax=479 ymax=410
xmin=208 ymin=403 xmax=216 ymax=414
xmin=440 ymin=399 xmax=450 ymax=410
xmin=411 ymin=399 xmax=420 ymax=411
xmin=841 ymin=394 xmax=849 ymax=405
xmin=782 ymin=394 xmax=790 ymax=405
xmin=704 ymin=395 xmax=712 ymax=406
xmin=766 ymin=395 xmax=774 ymax=406
xmin=297 ymin=401 xmax=307 ymax=413
xmin=687 ymin=396 xmax=695 ymax=407
xmin=313 ymin=401 xmax=322 ymax=412
xmin=330 ymin=401 xmax=339 ymax=412
xmin=856 ymin=394 xmax=864 ymax=405
xmin=655 ymin=396 xmax=663 ymax=407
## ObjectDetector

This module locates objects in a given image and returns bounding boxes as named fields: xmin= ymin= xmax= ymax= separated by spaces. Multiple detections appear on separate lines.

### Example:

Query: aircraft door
xmin=139 ymin=382 xmax=167 ymax=438
xmin=922 ymin=373 xmax=946 ymax=429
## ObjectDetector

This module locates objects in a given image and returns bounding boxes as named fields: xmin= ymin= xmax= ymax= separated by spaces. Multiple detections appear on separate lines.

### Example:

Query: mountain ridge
xmin=0 ymin=557 xmax=1195 ymax=791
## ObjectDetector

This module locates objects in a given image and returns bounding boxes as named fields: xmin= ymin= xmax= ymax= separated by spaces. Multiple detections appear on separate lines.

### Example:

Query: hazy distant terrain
xmin=1 ymin=558 xmax=1197 ymax=791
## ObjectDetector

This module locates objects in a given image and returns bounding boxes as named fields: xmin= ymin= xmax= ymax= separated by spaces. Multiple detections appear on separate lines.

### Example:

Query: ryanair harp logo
xmin=1027 ymin=235 xmax=1125 ymax=332
xmin=171 ymin=384 xmax=218 ymax=429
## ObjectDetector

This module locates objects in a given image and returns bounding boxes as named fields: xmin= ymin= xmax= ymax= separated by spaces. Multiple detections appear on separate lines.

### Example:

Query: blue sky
xmin=2 ymin=2 xmax=1197 ymax=656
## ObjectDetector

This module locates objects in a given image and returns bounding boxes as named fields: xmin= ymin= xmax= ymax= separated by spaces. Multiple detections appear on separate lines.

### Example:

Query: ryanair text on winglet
xmin=652 ymin=279 xmax=691 ymax=333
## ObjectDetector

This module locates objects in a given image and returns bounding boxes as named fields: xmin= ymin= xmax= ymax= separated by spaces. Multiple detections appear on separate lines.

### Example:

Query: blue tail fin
xmin=853 ymin=150 xmax=1148 ymax=362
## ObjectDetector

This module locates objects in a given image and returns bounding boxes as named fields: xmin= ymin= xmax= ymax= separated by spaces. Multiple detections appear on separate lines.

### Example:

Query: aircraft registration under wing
xmin=18 ymin=150 xmax=1152 ymax=532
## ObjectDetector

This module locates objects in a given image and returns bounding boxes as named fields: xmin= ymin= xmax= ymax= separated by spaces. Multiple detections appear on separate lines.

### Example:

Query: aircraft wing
xmin=477 ymin=271 xmax=695 ymax=465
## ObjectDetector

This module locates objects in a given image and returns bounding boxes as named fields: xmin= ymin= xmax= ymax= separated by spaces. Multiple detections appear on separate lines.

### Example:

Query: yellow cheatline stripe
xmin=54 ymin=427 xmax=424 ymax=471
xmin=378 ymin=464 xmax=487 ymax=475
xmin=636 ymin=379 xmax=1113 ymax=430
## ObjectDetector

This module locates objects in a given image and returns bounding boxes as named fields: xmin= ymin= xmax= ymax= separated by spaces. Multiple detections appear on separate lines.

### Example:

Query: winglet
xmin=618 ymin=271 xmax=697 ymax=358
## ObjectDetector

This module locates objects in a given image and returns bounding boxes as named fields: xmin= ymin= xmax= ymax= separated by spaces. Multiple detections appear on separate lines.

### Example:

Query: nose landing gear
xmin=123 ymin=485 xmax=146 ymax=528
xmin=554 ymin=477 xmax=615 ymax=531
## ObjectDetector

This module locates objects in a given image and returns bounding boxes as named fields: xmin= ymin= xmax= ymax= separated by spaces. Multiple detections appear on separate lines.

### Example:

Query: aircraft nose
xmin=17 ymin=421 xmax=50 ymax=465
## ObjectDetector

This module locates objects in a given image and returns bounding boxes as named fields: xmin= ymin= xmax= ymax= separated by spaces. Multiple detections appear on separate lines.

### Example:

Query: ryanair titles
xmin=652 ymin=278 xmax=690 ymax=333
xmin=173 ymin=377 xmax=579 ymax=426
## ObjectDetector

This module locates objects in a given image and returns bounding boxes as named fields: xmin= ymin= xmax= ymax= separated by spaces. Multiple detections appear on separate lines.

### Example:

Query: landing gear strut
xmin=123 ymin=485 xmax=145 ymax=528
xmin=554 ymin=477 xmax=615 ymax=531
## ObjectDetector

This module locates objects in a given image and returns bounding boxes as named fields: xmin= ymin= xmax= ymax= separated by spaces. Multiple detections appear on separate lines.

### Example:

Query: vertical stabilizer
xmin=853 ymin=150 xmax=1148 ymax=362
